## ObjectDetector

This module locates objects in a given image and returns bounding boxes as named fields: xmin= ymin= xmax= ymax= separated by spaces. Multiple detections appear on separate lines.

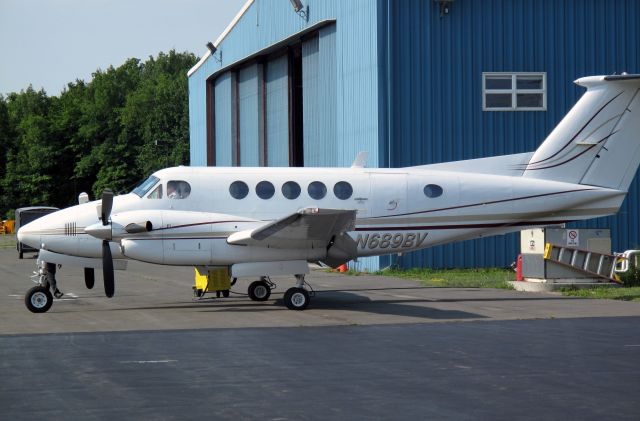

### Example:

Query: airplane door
xmin=347 ymin=174 xmax=371 ymax=218
xmin=369 ymin=173 xmax=408 ymax=217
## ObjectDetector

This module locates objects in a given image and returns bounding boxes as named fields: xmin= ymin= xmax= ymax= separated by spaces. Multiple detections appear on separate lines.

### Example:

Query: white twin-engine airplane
xmin=17 ymin=74 xmax=640 ymax=313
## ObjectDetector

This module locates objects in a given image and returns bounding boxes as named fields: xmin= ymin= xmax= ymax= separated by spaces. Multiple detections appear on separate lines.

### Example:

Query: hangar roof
xmin=188 ymin=0 xmax=254 ymax=77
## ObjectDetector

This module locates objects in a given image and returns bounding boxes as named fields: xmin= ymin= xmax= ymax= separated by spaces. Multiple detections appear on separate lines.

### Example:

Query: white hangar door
xmin=214 ymin=72 xmax=233 ymax=166
xmin=237 ymin=64 xmax=260 ymax=166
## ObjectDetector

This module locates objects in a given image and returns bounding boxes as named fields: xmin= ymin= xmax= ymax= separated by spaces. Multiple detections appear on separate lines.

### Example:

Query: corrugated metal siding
xmin=188 ymin=73 xmax=207 ymax=166
xmin=302 ymin=26 xmax=339 ymax=166
xmin=238 ymin=64 xmax=260 ymax=166
xmin=265 ymin=54 xmax=289 ymax=167
xmin=189 ymin=0 xmax=381 ymax=169
xmin=302 ymin=35 xmax=321 ymax=164
xmin=214 ymin=72 xmax=233 ymax=166
xmin=381 ymin=0 xmax=640 ymax=268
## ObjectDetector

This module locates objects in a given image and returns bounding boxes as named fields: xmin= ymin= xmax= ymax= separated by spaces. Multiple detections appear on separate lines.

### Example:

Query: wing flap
xmin=227 ymin=208 xmax=356 ymax=249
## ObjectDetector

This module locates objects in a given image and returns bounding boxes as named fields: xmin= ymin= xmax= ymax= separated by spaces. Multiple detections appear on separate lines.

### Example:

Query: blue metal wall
xmin=379 ymin=0 xmax=640 ymax=268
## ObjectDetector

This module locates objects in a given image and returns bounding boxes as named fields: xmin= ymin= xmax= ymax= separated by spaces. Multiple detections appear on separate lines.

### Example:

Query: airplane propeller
xmin=86 ymin=189 xmax=153 ymax=298
xmin=100 ymin=189 xmax=115 ymax=298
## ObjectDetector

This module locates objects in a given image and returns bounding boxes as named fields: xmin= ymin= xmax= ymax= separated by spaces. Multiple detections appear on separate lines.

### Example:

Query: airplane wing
xmin=227 ymin=208 xmax=357 ymax=266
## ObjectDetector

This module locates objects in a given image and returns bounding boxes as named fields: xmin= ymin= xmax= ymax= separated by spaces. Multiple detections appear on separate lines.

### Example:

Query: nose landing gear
xmin=24 ymin=262 xmax=63 ymax=313
xmin=25 ymin=285 xmax=53 ymax=313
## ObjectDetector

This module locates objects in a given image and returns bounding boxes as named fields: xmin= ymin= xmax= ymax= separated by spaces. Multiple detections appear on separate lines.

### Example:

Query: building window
xmin=483 ymin=73 xmax=546 ymax=111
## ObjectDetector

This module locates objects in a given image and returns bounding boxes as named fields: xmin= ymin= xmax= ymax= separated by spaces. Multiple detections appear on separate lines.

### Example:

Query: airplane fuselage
xmin=19 ymin=165 xmax=625 ymax=266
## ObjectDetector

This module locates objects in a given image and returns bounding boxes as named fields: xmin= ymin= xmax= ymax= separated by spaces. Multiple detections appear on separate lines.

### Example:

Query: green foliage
xmin=560 ymin=285 xmax=640 ymax=301
xmin=620 ymin=265 xmax=640 ymax=287
xmin=0 ymin=50 xmax=197 ymax=214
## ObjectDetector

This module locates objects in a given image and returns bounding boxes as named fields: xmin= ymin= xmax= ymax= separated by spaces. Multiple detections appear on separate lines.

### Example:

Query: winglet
xmin=351 ymin=151 xmax=369 ymax=168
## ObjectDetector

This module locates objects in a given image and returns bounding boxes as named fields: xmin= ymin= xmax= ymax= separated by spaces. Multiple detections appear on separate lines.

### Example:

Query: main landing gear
xmin=246 ymin=274 xmax=312 ymax=310
xmin=283 ymin=274 xmax=311 ymax=310
xmin=248 ymin=277 xmax=274 ymax=301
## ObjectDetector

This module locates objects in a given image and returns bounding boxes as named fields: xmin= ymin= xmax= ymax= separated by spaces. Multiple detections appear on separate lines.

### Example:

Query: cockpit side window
xmin=132 ymin=175 xmax=160 ymax=197
xmin=147 ymin=184 xmax=162 ymax=199
xmin=167 ymin=180 xmax=191 ymax=199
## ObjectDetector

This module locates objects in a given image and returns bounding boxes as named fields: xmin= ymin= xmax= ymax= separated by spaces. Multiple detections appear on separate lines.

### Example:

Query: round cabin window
xmin=229 ymin=181 xmax=249 ymax=199
xmin=333 ymin=181 xmax=353 ymax=200
xmin=308 ymin=181 xmax=327 ymax=200
xmin=282 ymin=181 xmax=301 ymax=199
xmin=256 ymin=181 xmax=275 ymax=199
xmin=423 ymin=184 xmax=443 ymax=198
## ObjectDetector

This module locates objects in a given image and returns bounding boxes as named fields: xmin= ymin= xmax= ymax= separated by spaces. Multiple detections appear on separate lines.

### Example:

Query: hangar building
xmin=188 ymin=0 xmax=640 ymax=270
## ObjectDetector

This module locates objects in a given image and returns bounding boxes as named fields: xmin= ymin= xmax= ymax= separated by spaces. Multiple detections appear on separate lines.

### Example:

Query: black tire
xmin=25 ymin=286 xmax=53 ymax=313
xmin=248 ymin=280 xmax=271 ymax=301
xmin=222 ymin=289 xmax=230 ymax=298
xmin=284 ymin=287 xmax=309 ymax=310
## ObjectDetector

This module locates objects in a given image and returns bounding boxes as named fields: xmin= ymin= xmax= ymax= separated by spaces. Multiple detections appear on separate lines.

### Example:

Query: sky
xmin=0 ymin=0 xmax=247 ymax=96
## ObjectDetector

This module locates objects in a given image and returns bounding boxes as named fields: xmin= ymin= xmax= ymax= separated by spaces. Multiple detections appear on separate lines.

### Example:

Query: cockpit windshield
xmin=131 ymin=175 xmax=160 ymax=197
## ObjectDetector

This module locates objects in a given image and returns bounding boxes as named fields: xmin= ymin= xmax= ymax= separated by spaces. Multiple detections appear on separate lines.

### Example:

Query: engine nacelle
xmin=120 ymin=238 xmax=165 ymax=264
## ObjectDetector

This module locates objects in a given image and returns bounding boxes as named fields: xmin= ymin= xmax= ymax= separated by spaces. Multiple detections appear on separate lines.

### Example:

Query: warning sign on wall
xmin=567 ymin=229 xmax=579 ymax=247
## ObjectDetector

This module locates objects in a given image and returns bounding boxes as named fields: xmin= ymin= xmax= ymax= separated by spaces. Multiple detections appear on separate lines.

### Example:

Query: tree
xmin=0 ymin=50 xmax=197 ymax=216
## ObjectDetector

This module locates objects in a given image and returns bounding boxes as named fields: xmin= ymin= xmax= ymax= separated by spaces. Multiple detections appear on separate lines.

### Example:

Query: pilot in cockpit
xmin=167 ymin=180 xmax=191 ymax=199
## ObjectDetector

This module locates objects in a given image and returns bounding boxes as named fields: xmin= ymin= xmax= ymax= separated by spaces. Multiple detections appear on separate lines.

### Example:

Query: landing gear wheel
xmin=248 ymin=280 xmax=271 ymax=301
xmin=25 ymin=286 xmax=53 ymax=313
xmin=284 ymin=287 xmax=309 ymax=310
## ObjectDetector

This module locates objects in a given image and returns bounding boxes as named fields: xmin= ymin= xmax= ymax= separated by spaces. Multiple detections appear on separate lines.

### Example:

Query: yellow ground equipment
xmin=193 ymin=267 xmax=232 ymax=298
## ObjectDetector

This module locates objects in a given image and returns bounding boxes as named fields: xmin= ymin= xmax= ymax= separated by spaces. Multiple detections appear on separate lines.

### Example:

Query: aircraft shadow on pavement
xmin=102 ymin=290 xmax=488 ymax=321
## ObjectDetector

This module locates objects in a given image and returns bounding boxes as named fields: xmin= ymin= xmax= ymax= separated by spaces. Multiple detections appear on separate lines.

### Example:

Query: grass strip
xmin=560 ymin=286 xmax=640 ymax=302
xmin=374 ymin=267 xmax=515 ymax=289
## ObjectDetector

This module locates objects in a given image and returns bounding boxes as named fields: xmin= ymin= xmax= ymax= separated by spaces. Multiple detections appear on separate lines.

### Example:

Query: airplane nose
xmin=17 ymin=224 xmax=42 ymax=250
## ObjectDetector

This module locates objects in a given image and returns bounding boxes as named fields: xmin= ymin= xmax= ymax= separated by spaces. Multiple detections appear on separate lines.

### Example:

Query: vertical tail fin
xmin=523 ymin=75 xmax=640 ymax=191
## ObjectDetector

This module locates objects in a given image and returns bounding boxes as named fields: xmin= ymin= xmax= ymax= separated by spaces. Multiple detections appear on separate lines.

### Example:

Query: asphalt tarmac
xmin=1 ymin=241 xmax=639 ymax=419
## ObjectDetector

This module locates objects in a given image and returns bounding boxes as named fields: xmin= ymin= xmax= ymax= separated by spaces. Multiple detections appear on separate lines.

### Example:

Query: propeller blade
xmin=101 ymin=189 xmax=114 ymax=226
xmin=102 ymin=240 xmax=115 ymax=298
